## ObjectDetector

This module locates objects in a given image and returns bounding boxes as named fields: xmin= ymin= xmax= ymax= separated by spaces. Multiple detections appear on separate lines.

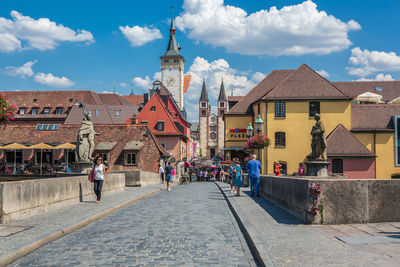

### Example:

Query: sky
xmin=1 ymin=0 xmax=400 ymax=121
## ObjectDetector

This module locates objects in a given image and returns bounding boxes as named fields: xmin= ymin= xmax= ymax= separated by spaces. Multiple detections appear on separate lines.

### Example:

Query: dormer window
xmin=69 ymin=98 xmax=73 ymax=102
xmin=43 ymin=107 xmax=50 ymax=115
xmin=31 ymin=108 xmax=39 ymax=115
xmin=19 ymin=108 xmax=27 ymax=115
xmin=115 ymin=110 xmax=120 ymax=117
xmin=375 ymin=86 xmax=383 ymax=92
xmin=151 ymin=106 xmax=156 ymax=112
xmin=95 ymin=109 xmax=100 ymax=116
xmin=56 ymin=107 xmax=63 ymax=115
xmin=33 ymin=98 xmax=38 ymax=103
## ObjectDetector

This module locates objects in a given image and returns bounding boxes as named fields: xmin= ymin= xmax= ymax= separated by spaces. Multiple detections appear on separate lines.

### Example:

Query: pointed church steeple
xmin=200 ymin=79 xmax=209 ymax=102
xmin=164 ymin=18 xmax=181 ymax=57
xmin=218 ymin=79 xmax=227 ymax=102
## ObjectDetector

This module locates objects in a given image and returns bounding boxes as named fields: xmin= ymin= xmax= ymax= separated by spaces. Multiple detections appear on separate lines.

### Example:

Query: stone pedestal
xmin=75 ymin=161 xmax=94 ymax=174
xmin=305 ymin=161 xmax=330 ymax=177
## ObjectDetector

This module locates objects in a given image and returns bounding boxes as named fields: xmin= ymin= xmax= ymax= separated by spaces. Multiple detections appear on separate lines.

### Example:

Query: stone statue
xmin=307 ymin=113 xmax=327 ymax=161
xmin=76 ymin=111 xmax=98 ymax=162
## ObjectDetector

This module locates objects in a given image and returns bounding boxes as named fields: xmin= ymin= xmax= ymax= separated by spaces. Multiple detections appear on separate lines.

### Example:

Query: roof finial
xmin=113 ymin=81 xmax=116 ymax=93
xmin=130 ymin=82 xmax=134 ymax=95
xmin=231 ymin=87 xmax=233 ymax=96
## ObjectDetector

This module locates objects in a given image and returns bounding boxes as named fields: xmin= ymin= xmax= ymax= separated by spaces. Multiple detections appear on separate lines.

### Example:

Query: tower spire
xmin=218 ymin=79 xmax=227 ymax=102
xmin=164 ymin=16 xmax=181 ymax=57
xmin=200 ymin=79 xmax=209 ymax=102
xmin=130 ymin=82 xmax=134 ymax=95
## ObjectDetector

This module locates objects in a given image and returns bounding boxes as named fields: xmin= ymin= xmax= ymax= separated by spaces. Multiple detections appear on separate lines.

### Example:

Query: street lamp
xmin=255 ymin=114 xmax=263 ymax=134
xmin=246 ymin=123 xmax=253 ymax=137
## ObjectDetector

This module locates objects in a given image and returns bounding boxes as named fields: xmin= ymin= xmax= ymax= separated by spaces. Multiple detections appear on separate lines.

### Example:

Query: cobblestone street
xmin=11 ymin=183 xmax=256 ymax=266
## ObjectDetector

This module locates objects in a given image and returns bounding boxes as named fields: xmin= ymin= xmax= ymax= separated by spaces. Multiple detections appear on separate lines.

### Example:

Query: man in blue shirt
xmin=246 ymin=154 xmax=262 ymax=197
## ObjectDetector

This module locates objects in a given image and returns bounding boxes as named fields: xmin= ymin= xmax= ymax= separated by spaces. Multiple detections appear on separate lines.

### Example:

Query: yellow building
xmin=224 ymin=64 xmax=400 ymax=179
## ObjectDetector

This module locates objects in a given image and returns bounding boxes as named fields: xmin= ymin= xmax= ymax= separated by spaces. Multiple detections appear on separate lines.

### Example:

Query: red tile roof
xmin=262 ymin=64 xmax=350 ymax=100
xmin=351 ymin=104 xmax=400 ymax=131
xmin=333 ymin=81 xmax=400 ymax=102
xmin=122 ymin=95 xmax=144 ymax=106
xmin=327 ymin=124 xmax=375 ymax=157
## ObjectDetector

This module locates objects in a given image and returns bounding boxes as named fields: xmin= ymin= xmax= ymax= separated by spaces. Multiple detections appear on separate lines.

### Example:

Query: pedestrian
xmin=228 ymin=164 xmax=234 ymax=193
xmin=246 ymin=154 xmax=262 ymax=197
xmin=165 ymin=162 xmax=174 ymax=191
xmin=274 ymin=161 xmax=281 ymax=176
xmin=171 ymin=168 xmax=176 ymax=181
xmin=220 ymin=168 xmax=225 ymax=183
xmin=92 ymin=156 xmax=108 ymax=204
xmin=159 ymin=164 xmax=165 ymax=183
xmin=297 ymin=163 xmax=305 ymax=176
xmin=203 ymin=169 xmax=207 ymax=182
xmin=232 ymin=158 xmax=242 ymax=196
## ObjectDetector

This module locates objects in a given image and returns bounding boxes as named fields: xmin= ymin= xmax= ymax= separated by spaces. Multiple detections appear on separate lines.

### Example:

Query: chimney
xmin=144 ymin=93 xmax=149 ymax=105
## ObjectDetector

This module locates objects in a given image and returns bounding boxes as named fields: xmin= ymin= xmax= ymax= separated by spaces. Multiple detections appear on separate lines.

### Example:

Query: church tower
xmin=217 ymin=80 xmax=227 ymax=153
xmin=161 ymin=18 xmax=185 ymax=109
xmin=199 ymin=79 xmax=210 ymax=157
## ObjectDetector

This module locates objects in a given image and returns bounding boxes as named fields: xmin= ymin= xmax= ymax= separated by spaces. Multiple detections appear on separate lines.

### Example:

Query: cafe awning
xmin=219 ymin=147 xmax=243 ymax=151
xmin=54 ymin=142 xmax=76 ymax=149
xmin=1 ymin=142 xmax=30 ymax=150
xmin=96 ymin=141 xmax=117 ymax=151
xmin=30 ymin=142 xmax=57 ymax=150
xmin=123 ymin=141 xmax=143 ymax=150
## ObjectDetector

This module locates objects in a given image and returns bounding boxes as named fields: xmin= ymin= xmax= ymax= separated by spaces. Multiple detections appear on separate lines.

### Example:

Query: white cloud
xmin=119 ymin=82 xmax=127 ymax=87
xmin=316 ymin=69 xmax=329 ymax=78
xmin=348 ymin=47 xmax=400 ymax=76
xmin=3 ymin=60 xmax=37 ymax=77
xmin=356 ymin=73 xmax=394 ymax=81
xmin=0 ymin=10 xmax=94 ymax=52
xmin=176 ymin=0 xmax=360 ymax=56
xmin=34 ymin=72 xmax=74 ymax=88
xmin=132 ymin=76 xmax=151 ymax=89
xmin=120 ymin=25 xmax=162 ymax=47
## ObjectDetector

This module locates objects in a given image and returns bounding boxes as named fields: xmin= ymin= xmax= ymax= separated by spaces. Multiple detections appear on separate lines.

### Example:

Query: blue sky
xmin=1 ymin=0 xmax=400 ymax=121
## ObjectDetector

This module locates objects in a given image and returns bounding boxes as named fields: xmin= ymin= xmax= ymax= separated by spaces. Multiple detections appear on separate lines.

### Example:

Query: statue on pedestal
xmin=76 ymin=111 xmax=98 ymax=162
xmin=307 ymin=113 xmax=327 ymax=161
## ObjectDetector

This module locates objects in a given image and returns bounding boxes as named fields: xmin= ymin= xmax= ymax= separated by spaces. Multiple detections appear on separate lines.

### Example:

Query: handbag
xmin=89 ymin=166 xmax=95 ymax=182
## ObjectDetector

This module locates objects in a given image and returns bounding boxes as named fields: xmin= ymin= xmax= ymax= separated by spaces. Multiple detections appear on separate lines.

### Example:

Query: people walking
xmin=220 ymin=168 xmax=225 ymax=183
xmin=228 ymin=164 xmax=234 ymax=193
xmin=159 ymin=164 xmax=165 ymax=183
xmin=232 ymin=158 xmax=242 ymax=196
xmin=246 ymin=154 xmax=262 ymax=197
xmin=93 ymin=156 xmax=108 ymax=204
xmin=203 ymin=169 xmax=207 ymax=182
xmin=165 ymin=162 xmax=174 ymax=191
xmin=171 ymin=168 xmax=176 ymax=181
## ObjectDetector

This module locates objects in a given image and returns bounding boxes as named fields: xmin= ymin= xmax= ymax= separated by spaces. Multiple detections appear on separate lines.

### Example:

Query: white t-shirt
xmin=94 ymin=164 xmax=105 ymax=180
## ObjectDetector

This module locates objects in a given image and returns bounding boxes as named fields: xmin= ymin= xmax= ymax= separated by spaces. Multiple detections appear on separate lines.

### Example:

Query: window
xmin=309 ymin=101 xmax=320 ymax=118
xmin=115 ymin=110 xmax=120 ymax=117
xmin=160 ymin=143 xmax=166 ymax=149
xmin=210 ymin=125 xmax=217 ymax=131
xmin=375 ymin=86 xmax=383 ymax=92
xmin=201 ymin=102 xmax=206 ymax=108
xmin=19 ymin=108 xmax=26 ymax=115
xmin=33 ymin=98 xmax=38 ymax=103
xmin=164 ymin=59 xmax=169 ymax=63
xmin=201 ymin=110 xmax=206 ymax=116
xmin=95 ymin=109 xmax=100 ymax=116
xmin=156 ymin=121 xmax=165 ymax=131
xmin=56 ymin=107 xmax=63 ymax=115
xmin=125 ymin=152 xmax=137 ymax=165
xmin=220 ymin=110 xmax=224 ymax=116
xmin=36 ymin=124 xmax=60 ymax=131
xmin=275 ymin=102 xmax=285 ymax=118
xmin=98 ymin=153 xmax=108 ymax=162
xmin=43 ymin=107 xmax=50 ymax=115
xmin=220 ymin=102 xmax=224 ymax=108
xmin=275 ymin=132 xmax=286 ymax=147
xmin=332 ymin=159 xmax=343 ymax=173
xmin=69 ymin=98 xmax=73 ymax=102
xmin=31 ymin=108 xmax=39 ymax=115
xmin=151 ymin=106 xmax=156 ymax=112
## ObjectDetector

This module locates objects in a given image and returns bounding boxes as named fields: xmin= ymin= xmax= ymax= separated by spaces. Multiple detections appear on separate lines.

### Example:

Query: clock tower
xmin=161 ymin=18 xmax=185 ymax=109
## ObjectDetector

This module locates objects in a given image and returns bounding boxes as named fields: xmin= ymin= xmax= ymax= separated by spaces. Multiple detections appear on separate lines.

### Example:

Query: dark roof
xmin=162 ymin=18 xmax=182 ymax=58
xmin=64 ymin=105 xmax=138 ymax=125
xmin=327 ymin=124 xmax=375 ymax=157
xmin=228 ymin=69 xmax=295 ymax=115
xmin=333 ymin=81 xmax=400 ymax=102
xmin=199 ymin=79 xmax=209 ymax=102
xmin=228 ymin=96 xmax=243 ymax=102
xmin=218 ymin=80 xmax=227 ymax=102
xmin=262 ymin=64 xmax=350 ymax=100
xmin=351 ymin=104 xmax=400 ymax=131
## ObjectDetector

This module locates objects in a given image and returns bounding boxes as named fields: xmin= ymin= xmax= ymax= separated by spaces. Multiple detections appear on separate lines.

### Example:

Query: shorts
xmin=166 ymin=174 xmax=172 ymax=183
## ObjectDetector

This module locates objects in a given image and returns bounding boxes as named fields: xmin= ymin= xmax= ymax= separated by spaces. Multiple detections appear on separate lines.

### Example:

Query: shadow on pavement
xmin=242 ymin=190 xmax=304 ymax=225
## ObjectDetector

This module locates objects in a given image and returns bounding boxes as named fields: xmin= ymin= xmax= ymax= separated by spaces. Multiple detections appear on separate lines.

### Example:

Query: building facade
xmin=199 ymin=80 xmax=227 ymax=159
xmin=225 ymin=64 xmax=400 ymax=179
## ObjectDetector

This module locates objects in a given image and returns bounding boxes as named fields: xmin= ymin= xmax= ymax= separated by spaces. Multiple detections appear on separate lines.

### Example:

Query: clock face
xmin=166 ymin=76 xmax=175 ymax=86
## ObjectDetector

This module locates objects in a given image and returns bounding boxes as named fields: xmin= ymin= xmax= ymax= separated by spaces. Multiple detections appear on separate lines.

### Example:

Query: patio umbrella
xmin=1 ymin=142 xmax=29 ymax=174
xmin=54 ymin=143 xmax=76 ymax=166
xmin=30 ymin=142 xmax=57 ymax=175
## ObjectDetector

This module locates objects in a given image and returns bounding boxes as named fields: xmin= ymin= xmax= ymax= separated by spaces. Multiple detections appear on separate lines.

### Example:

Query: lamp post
xmin=253 ymin=115 xmax=264 ymax=161
xmin=246 ymin=123 xmax=253 ymax=138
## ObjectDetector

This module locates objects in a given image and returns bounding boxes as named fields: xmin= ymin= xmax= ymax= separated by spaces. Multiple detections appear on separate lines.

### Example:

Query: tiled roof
xmin=351 ymin=104 xmax=400 ymax=131
xmin=227 ymin=69 xmax=295 ymax=115
xmin=228 ymin=96 xmax=243 ymax=102
xmin=262 ymin=64 xmax=350 ymax=100
xmin=333 ymin=81 xmax=400 ymax=102
xmin=122 ymin=95 xmax=144 ymax=106
xmin=327 ymin=124 xmax=375 ymax=157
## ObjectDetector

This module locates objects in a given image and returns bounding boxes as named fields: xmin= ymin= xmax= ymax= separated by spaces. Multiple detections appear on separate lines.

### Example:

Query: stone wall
xmin=260 ymin=175 xmax=400 ymax=224
xmin=124 ymin=171 xmax=161 ymax=187
xmin=0 ymin=173 xmax=125 ymax=223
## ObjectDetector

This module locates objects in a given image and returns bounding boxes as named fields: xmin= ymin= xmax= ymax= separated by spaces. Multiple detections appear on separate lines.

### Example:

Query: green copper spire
xmin=130 ymin=82 xmax=134 ymax=95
